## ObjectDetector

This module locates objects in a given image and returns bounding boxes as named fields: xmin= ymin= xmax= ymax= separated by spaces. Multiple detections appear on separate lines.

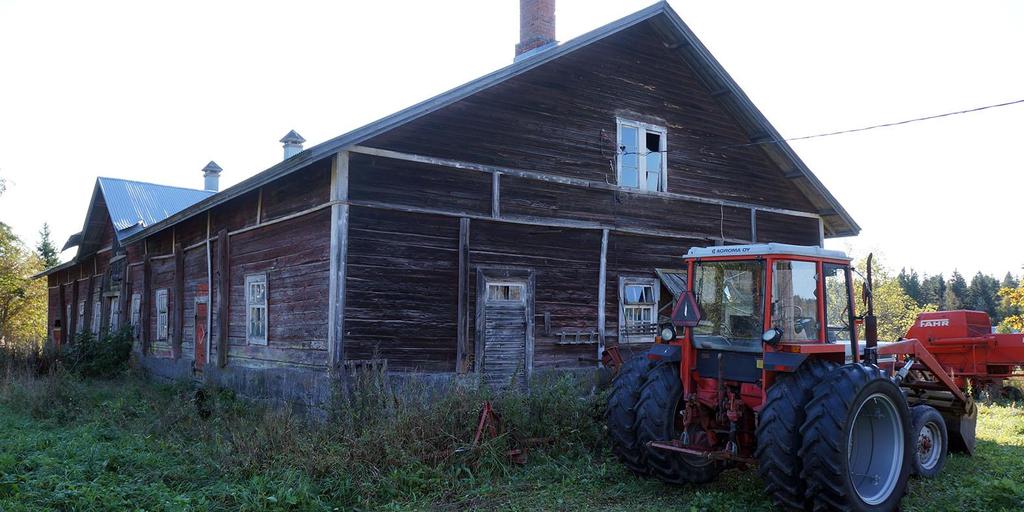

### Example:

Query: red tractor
xmin=606 ymin=243 xmax=995 ymax=511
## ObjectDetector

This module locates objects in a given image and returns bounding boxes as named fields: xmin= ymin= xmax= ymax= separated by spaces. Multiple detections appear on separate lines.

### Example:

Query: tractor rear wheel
xmin=755 ymin=358 xmax=838 ymax=510
xmin=635 ymin=363 xmax=721 ymax=484
xmin=606 ymin=356 xmax=654 ymax=474
xmin=800 ymin=364 xmax=912 ymax=512
xmin=910 ymin=405 xmax=947 ymax=478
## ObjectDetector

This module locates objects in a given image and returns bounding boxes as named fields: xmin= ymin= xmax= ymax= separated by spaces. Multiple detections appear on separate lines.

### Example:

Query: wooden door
xmin=194 ymin=298 xmax=208 ymax=371
xmin=481 ymin=279 xmax=529 ymax=389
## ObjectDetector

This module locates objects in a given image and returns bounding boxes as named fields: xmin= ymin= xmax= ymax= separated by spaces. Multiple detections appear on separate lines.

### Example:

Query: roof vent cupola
xmin=202 ymin=161 xmax=222 ymax=192
xmin=515 ymin=0 xmax=557 ymax=61
xmin=280 ymin=130 xmax=306 ymax=160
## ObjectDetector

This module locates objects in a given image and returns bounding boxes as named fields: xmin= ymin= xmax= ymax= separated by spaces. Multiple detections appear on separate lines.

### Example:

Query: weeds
xmin=1 ymin=366 xmax=1022 ymax=511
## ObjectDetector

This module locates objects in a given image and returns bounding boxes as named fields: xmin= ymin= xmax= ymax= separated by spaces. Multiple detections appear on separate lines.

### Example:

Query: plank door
xmin=194 ymin=290 xmax=209 ymax=372
xmin=481 ymin=279 xmax=529 ymax=389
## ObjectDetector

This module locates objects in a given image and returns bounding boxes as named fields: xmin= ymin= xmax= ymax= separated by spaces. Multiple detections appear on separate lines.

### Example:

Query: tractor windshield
xmin=692 ymin=260 xmax=764 ymax=350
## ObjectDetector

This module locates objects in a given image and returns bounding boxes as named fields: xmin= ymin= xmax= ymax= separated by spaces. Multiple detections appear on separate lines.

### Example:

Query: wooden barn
xmin=38 ymin=1 xmax=858 ymax=406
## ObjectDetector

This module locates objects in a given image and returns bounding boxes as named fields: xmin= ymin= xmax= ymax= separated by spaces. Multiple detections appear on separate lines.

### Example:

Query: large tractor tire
xmin=755 ymin=358 xmax=838 ymax=510
xmin=909 ymin=405 xmax=947 ymax=478
xmin=635 ymin=363 xmax=721 ymax=484
xmin=800 ymin=364 xmax=912 ymax=512
xmin=606 ymin=356 xmax=655 ymax=474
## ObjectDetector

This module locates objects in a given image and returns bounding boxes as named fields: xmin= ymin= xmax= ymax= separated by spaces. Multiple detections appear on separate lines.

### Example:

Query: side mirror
xmin=762 ymin=328 xmax=782 ymax=346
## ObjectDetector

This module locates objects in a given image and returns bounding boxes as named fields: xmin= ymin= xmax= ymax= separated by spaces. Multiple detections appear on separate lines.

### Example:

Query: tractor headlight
xmin=659 ymin=324 xmax=677 ymax=341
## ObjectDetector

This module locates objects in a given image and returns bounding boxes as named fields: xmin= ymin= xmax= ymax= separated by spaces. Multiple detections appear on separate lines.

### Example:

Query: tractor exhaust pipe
xmin=863 ymin=253 xmax=879 ymax=366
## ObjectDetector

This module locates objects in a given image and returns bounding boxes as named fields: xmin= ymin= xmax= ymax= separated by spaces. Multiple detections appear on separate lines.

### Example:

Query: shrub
xmin=61 ymin=327 xmax=133 ymax=378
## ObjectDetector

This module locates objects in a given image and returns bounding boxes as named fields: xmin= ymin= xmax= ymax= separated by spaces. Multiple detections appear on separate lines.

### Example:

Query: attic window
xmin=617 ymin=118 xmax=667 ymax=192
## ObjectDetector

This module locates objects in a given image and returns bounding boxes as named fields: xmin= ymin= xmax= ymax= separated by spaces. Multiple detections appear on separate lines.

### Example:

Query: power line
xmin=734 ymin=97 xmax=1024 ymax=148
xmin=619 ymin=97 xmax=1024 ymax=155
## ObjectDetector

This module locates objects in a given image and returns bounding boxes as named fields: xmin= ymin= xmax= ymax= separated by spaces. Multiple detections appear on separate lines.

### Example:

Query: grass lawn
xmin=1 ymin=374 xmax=1022 ymax=511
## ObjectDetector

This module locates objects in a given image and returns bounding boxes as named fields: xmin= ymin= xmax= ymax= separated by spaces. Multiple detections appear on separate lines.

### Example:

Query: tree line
xmin=895 ymin=268 xmax=1022 ymax=332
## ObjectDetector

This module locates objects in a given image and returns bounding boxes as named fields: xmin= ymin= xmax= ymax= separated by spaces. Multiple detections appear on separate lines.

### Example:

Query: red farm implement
xmin=606 ymin=243 xmax=1023 ymax=511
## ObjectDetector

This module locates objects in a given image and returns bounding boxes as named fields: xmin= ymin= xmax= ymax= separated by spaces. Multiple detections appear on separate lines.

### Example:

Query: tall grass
xmin=0 ymin=361 xmax=605 ymax=510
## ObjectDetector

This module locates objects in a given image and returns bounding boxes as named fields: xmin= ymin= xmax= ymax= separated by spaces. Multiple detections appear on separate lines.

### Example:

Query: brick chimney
xmin=515 ymin=0 xmax=556 ymax=60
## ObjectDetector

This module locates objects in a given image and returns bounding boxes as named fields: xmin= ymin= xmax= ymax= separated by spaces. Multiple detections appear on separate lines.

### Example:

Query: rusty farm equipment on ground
xmin=606 ymin=243 xmax=1023 ymax=511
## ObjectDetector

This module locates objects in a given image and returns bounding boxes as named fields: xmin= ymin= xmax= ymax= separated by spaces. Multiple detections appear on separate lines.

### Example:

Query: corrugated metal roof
xmin=97 ymin=177 xmax=214 ymax=241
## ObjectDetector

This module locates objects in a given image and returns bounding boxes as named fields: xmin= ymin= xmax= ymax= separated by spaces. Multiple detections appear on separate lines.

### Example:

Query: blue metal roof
xmin=97 ymin=177 xmax=214 ymax=241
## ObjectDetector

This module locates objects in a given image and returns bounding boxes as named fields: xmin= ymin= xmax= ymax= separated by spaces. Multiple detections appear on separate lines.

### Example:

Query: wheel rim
xmin=917 ymin=421 xmax=942 ymax=471
xmin=847 ymin=392 xmax=904 ymax=505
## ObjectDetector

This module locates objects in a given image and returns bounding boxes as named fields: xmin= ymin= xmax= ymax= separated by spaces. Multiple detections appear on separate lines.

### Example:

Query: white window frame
xmin=616 ymin=117 xmax=668 ymax=193
xmin=246 ymin=274 xmax=268 ymax=345
xmin=155 ymin=289 xmax=169 ymax=341
xmin=77 ymin=301 xmax=86 ymax=334
xmin=109 ymin=295 xmax=120 ymax=331
xmin=91 ymin=292 xmax=101 ymax=335
xmin=130 ymin=293 xmax=141 ymax=339
xmin=619 ymin=276 xmax=660 ymax=344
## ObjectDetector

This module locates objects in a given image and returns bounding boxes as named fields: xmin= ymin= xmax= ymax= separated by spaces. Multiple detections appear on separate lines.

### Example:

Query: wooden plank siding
xmin=222 ymin=211 xmax=330 ymax=368
xmin=343 ymin=208 xmax=460 ymax=372
xmin=365 ymin=19 xmax=816 ymax=213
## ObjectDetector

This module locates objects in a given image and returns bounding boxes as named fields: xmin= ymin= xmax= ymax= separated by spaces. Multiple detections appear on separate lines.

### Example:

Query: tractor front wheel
xmin=910 ymin=405 xmax=947 ymax=478
xmin=606 ymin=355 xmax=654 ymax=474
xmin=800 ymin=364 xmax=912 ymax=511
xmin=635 ymin=363 xmax=721 ymax=484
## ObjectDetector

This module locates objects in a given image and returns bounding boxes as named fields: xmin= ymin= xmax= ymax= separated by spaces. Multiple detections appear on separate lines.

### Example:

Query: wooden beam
xmin=491 ymin=173 xmax=500 ymax=218
xmin=456 ymin=217 xmax=470 ymax=373
xmin=70 ymin=271 xmax=80 ymax=336
xmin=327 ymin=151 xmax=350 ymax=370
xmin=173 ymin=242 xmax=184 ymax=359
xmin=216 ymin=229 xmax=229 ymax=367
xmin=750 ymin=209 xmax=757 ymax=242
xmin=142 ymin=254 xmax=152 ymax=354
xmin=256 ymin=187 xmax=264 ymax=225
xmin=205 ymin=211 xmax=213 ymax=369
xmin=346 ymin=198 xmax=746 ymax=244
xmin=349 ymin=145 xmax=822 ymax=220
xmin=597 ymin=229 xmax=608 ymax=366
xmin=818 ymin=218 xmax=825 ymax=248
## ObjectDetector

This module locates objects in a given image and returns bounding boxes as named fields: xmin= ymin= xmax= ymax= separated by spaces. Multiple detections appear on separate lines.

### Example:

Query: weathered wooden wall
xmin=344 ymin=208 xmax=460 ymax=371
xmin=365 ymin=19 xmax=815 ymax=213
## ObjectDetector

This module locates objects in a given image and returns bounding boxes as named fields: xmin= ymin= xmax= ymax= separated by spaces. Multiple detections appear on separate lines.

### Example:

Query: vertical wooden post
xmin=142 ymin=254 xmax=152 ymax=354
xmin=456 ymin=217 xmax=470 ymax=373
xmin=818 ymin=218 xmax=825 ymax=248
xmin=70 ymin=270 xmax=80 ymax=336
xmin=84 ymin=273 xmax=97 ymax=335
xmin=327 ymin=151 xmax=350 ymax=370
xmin=173 ymin=243 xmax=184 ymax=358
xmin=491 ymin=173 xmax=501 ymax=219
xmin=216 ymin=229 xmax=230 ymax=367
xmin=597 ymin=229 xmax=609 ymax=366
xmin=750 ymin=209 xmax=758 ymax=243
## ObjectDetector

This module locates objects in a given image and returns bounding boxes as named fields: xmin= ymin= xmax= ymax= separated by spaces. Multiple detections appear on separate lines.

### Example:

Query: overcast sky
xmin=1 ymin=0 xmax=1021 ymax=278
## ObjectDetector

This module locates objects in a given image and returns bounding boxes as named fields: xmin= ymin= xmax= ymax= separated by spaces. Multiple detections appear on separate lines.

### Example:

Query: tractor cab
xmin=663 ymin=243 xmax=858 ymax=374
